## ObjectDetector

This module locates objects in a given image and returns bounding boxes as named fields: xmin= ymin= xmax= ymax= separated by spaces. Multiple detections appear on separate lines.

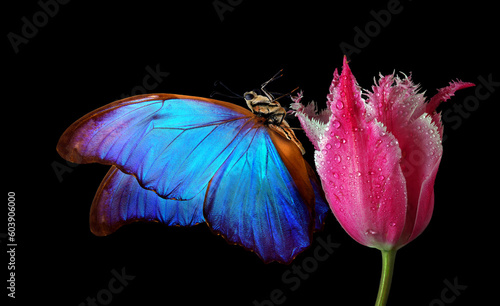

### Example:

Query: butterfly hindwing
xmin=91 ymin=166 xmax=205 ymax=236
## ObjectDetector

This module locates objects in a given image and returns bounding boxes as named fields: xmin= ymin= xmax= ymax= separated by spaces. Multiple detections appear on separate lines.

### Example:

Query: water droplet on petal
xmin=378 ymin=175 xmax=385 ymax=181
xmin=333 ymin=120 xmax=341 ymax=129
xmin=326 ymin=143 xmax=332 ymax=150
xmin=389 ymin=222 xmax=396 ymax=227
xmin=336 ymin=101 xmax=344 ymax=110
xmin=365 ymin=229 xmax=377 ymax=235
xmin=334 ymin=154 xmax=342 ymax=163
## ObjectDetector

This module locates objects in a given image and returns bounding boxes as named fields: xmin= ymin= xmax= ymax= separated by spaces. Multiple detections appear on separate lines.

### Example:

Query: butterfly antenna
xmin=273 ymin=86 xmax=300 ymax=102
xmin=261 ymin=69 xmax=284 ymax=89
xmin=213 ymin=80 xmax=243 ymax=99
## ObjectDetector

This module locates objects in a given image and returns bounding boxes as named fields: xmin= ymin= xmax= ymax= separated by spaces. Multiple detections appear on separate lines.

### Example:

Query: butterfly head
xmin=243 ymin=90 xmax=279 ymax=113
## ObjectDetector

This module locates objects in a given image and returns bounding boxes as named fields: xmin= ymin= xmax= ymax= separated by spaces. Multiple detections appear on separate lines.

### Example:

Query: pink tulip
xmin=291 ymin=57 xmax=474 ymax=305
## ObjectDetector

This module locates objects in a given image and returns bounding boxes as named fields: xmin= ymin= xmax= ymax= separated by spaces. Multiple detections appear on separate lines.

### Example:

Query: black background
xmin=4 ymin=0 xmax=499 ymax=305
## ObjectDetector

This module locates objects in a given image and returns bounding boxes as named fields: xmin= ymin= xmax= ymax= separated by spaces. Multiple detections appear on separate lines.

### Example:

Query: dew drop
xmin=326 ymin=143 xmax=332 ymax=150
xmin=378 ymin=175 xmax=385 ymax=181
xmin=389 ymin=222 xmax=396 ymax=227
xmin=334 ymin=154 xmax=342 ymax=163
xmin=341 ymin=138 xmax=347 ymax=144
xmin=333 ymin=172 xmax=339 ymax=179
xmin=365 ymin=229 xmax=377 ymax=235
xmin=333 ymin=120 xmax=341 ymax=129
xmin=336 ymin=101 xmax=344 ymax=110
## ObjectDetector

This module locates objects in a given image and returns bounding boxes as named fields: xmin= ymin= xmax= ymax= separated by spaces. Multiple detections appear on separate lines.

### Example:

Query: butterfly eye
xmin=244 ymin=92 xmax=255 ymax=101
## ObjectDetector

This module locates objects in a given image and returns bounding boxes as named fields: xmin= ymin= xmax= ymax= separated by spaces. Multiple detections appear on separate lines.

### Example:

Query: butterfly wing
xmin=90 ymin=166 xmax=205 ymax=236
xmin=204 ymin=125 xmax=319 ymax=263
xmin=57 ymin=94 xmax=254 ymax=201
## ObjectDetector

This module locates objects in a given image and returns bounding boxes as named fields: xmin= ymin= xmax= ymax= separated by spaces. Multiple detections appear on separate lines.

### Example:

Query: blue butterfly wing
xmin=58 ymin=94 xmax=329 ymax=263
xmin=90 ymin=166 xmax=205 ymax=236
xmin=57 ymin=94 xmax=254 ymax=201
xmin=306 ymin=162 xmax=330 ymax=231
xmin=204 ymin=126 xmax=320 ymax=263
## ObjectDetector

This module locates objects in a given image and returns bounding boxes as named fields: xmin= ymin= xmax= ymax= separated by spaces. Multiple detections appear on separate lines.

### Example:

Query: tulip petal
xmin=395 ymin=113 xmax=443 ymax=245
xmin=367 ymin=76 xmax=473 ymax=246
xmin=315 ymin=59 xmax=407 ymax=250
xmin=367 ymin=75 xmax=443 ymax=246
xmin=426 ymin=80 xmax=475 ymax=115
xmin=291 ymin=91 xmax=331 ymax=150
xmin=368 ymin=73 xmax=428 ymax=128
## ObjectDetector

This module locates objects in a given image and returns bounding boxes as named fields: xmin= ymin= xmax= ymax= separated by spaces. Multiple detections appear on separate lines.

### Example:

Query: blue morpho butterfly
xmin=56 ymin=71 xmax=329 ymax=263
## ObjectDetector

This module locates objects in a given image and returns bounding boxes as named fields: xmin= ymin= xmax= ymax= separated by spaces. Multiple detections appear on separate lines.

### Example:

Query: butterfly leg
xmin=269 ymin=120 xmax=306 ymax=155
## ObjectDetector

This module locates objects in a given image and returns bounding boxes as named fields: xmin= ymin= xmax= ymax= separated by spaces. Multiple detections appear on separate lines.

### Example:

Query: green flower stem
xmin=375 ymin=249 xmax=397 ymax=306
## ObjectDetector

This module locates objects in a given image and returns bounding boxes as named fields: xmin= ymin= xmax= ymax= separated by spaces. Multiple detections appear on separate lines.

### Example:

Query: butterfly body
xmin=57 ymin=89 xmax=328 ymax=263
xmin=244 ymin=90 xmax=306 ymax=155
